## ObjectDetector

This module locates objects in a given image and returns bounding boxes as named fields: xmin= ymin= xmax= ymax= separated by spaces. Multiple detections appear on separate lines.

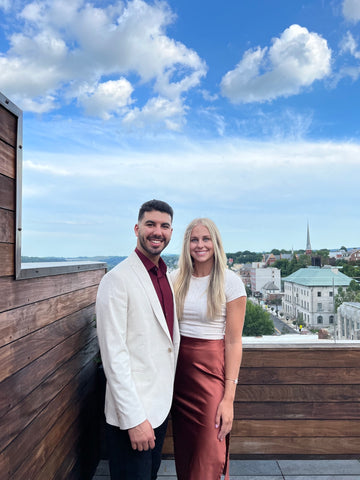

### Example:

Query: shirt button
xmin=168 ymin=348 xmax=172 ymax=353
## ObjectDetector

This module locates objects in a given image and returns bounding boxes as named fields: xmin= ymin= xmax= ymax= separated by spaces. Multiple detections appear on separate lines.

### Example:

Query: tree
xmin=335 ymin=280 xmax=360 ymax=311
xmin=243 ymin=301 xmax=275 ymax=336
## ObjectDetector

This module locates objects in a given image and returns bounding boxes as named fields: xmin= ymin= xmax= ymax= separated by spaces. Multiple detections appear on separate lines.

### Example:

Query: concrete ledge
xmin=16 ymin=261 xmax=107 ymax=280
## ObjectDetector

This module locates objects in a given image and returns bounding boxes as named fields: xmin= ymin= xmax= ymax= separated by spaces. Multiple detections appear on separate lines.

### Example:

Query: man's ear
xmin=134 ymin=224 xmax=139 ymax=237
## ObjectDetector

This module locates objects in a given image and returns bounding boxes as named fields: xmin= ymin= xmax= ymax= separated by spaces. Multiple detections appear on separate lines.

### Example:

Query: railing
xmin=1 ymin=92 xmax=106 ymax=480
xmin=163 ymin=342 xmax=360 ymax=459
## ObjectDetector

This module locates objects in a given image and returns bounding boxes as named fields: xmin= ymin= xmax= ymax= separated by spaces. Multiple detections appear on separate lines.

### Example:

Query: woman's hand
xmin=215 ymin=397 xmax=234 ymax=441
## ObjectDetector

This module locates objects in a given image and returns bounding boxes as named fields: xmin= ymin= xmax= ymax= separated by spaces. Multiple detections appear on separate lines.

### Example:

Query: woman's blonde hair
xmin=173 ymin=218 xmax=227 ymax=320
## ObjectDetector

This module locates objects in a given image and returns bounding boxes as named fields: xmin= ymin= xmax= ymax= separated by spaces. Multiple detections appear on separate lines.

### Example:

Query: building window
xmin=317 ymin=303 xmax=322 ymax=311
xmin=317 ymin=316 xmax=323 ymax=324
xmin=329 ymin=291 xmax=333 ymax=297
xmin=317 ymin=291 xmax=322 ymax=297
xmin=329 ymin=315 xmax=334 ymax=324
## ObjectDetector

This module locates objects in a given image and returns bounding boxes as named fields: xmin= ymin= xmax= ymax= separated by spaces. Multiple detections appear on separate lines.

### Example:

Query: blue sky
xmin=0 ymin=0 xmax=359 ymax=257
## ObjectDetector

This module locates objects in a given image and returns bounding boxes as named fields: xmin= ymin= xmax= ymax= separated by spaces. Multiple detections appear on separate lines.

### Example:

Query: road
xmin=270 ymin=313 xmax=298 ymax=335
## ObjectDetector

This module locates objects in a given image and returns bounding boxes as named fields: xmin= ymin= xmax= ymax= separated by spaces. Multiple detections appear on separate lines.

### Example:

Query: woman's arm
xmin=215 ymin=295 xmax=246 ymax=441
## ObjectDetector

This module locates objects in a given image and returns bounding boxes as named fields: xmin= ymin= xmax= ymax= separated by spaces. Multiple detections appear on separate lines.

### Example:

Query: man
xmin=96 ymin=199 xmax=179 ymax=480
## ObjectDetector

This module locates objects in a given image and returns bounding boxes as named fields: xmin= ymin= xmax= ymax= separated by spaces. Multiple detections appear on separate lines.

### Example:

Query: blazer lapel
xmin=129 ymin=252 xmax=173 ymax=342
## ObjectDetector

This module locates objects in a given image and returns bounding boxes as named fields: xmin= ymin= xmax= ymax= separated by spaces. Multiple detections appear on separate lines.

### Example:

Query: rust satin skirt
xmin=172 ymin=336 xmax=230 ymax=480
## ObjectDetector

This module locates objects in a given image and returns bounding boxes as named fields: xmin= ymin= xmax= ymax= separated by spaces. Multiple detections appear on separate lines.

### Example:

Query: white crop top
xmin=170 ymin=268 xmax=246 ymax=340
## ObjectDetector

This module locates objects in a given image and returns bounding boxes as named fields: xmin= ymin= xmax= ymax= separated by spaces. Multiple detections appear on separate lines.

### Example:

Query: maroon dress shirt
xmin=135 ymin=248 xmax=174 ymax=340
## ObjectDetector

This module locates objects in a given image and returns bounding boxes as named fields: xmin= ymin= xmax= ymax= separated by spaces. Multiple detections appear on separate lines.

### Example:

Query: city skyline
xmin=0 ymin=1 xmax=359 ymax=256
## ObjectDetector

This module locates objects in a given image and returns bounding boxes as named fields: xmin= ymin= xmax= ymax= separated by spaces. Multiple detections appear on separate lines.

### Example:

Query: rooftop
xmin=283 ymin=266 xmax=352 ymax=287
xmin=93 ymin=458 xmax=360 ymax=479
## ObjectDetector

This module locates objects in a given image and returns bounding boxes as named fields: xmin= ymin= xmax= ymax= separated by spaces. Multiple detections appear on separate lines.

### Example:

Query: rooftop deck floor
xmin=93 ymin=458 xmax=360 ymax=479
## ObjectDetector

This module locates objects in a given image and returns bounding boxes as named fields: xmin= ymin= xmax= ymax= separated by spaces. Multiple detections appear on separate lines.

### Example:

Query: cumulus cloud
xmin=0 ymin=0 xmax=206 ymax=127
xmin=123 ymin=96 xmax=186 ymax=131
xmin=79 ymin=79 xmax=134 ymax=120
xmin=220 ymin=24 xmax=331 ymax=103
xmin=342 ymin=0 xmax=360 ymax=22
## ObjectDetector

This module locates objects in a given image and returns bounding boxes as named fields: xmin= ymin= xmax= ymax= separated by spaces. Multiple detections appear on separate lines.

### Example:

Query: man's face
xmin=134 ymin=210 xmax=173 ymax=261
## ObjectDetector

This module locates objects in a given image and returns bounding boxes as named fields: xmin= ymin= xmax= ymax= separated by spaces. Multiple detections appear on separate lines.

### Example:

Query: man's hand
xmin=128 ymin=420 xmax=156 ymax=451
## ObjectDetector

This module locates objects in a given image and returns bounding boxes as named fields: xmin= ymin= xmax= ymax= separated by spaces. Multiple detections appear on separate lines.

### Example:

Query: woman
xmin=170 ymin=218 xmax=246 ymax=480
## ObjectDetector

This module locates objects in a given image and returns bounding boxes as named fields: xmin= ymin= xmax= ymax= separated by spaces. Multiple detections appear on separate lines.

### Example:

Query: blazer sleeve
xmin=96 ymin=269 xmax=147 ymax=429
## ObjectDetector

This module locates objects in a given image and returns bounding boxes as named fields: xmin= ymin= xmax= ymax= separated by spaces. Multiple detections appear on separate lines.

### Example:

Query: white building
xmin=282 ymin=266 xmax=352 ymax=328
xmin=337 ymin=302 xmax=360 ymax=340
xmin=250 ymin=266 xmax=281 ymax=295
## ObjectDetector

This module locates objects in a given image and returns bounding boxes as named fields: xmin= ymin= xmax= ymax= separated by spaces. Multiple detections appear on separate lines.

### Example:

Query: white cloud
xmin=79 ymin=78 xmax=134 ymax=120
xmin=221 ymin=24 xmax=331 ymax=103
xmin=342 ymin=0 xmax=360 ymax=22
xmin=340 ymin=31 xmax=360 ymax=59
xmin=0 ymin=0 xmax=206 ymax=125
xmin=123 ymin=96 xmax=186 ymax=131
xmin=24 ymin=159 xmax=71 ymax=176
xmin=0 ymin=0 xmax=10 ymax=12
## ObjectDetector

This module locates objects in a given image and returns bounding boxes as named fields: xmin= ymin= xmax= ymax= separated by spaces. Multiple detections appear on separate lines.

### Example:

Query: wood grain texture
xmin=0 ymin=105 xmax=17 ymax=146
xmin=235 ymin=384 xmax=360 ymax=402
xmin=230 ymin=419 xmax=360 ymax=437
xmin=242 ymin=347 xmax=360 ymax=367
xmin=0 ymin=269 xmax=104 ymax=312
xmin=238 ymin=366 xmax=360 ymax=384
xmin=0 ymin=285 xmax=99 ymax=348
xmin=233 ymin=401 xmax=360 ymax=419
xmin=229 ymin=436 xmax=360 ymax=455
xmin=0 ymin=360 xmax=97 ymax=479
xmin=0 ymin=141 xmax=16 ymax=178
xmin=0 ymin=208 xmax=15 ymax=243
xmin=0 ymin=243 xmax=14 ymax=277
xmin=0 ymin=175 xmax=15 ymax=210
xmin=0 ymin=304 xmax=95 ymax=383
xmin=0 ymin=334 xmax=98 ymax=449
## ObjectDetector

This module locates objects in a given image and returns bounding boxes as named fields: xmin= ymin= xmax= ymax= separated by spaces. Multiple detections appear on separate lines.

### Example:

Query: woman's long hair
xmin=173 ymin=218 xmax=227 ymax=320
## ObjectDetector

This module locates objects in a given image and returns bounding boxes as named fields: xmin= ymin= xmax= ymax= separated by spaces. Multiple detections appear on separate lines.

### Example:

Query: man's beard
xmin=138 ymin=233 xmax=168 ymax=257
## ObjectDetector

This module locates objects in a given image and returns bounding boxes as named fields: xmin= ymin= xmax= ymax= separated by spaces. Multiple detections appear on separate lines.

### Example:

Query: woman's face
xmin=189 ymin=224 xmax=214 ymax=266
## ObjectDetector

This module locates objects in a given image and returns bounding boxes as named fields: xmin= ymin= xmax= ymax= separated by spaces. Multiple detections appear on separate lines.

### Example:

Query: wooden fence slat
xmin=0 ymin=142 xmax=16 ymax=178
xmin=0 ymin=359 xmax=97 ymax=479
xmin=0 ymin=105 xmax=17 ymax=146
xmin=0 ymin=209 xmax=14 ymax=243
xmin=242 ymin=348 xmax=360 ymax=367
xmin=0 ymin=175 xmax=15 ymax=210
xmin=0 ymin=329 xmax=97 ymax=419
xmin=0 ymin=305 xmax=95 ymax=383
xmin=238 ymin=367 xmax=360 ymax=385
xmin=165 ymin=419 xmax=360 ymax=438
xmin=230 ymin=419 xmax=360 ymax=437
xmin=0 ymin=243 xmax=14 ymax=277
xmin=235 ymin=384 xmax=360 ymax=402
xmin=12 ymin=398 xmax=82 ymax=480
xmin=0 ymin=285 xmax=99 ymax=348
xmin=0 ymin=334 xmax=98 ymax=449
xmin=0 ymin=269 xmax=104 ymax=312
xmin=229 ymin=436 xmax=360 ymax=455
xmin=234 ymin=402 xmax=360 ymax=420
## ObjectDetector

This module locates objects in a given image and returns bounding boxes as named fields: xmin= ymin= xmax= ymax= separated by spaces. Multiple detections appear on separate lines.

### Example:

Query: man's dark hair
xmin=138 ymin=199 xmax=173 ymax=222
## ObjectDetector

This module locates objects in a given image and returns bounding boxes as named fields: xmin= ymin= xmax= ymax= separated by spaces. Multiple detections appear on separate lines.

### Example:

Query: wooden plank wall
xmin=0 ymin=101 xmax=106 ymax=479
xmin=163 ymin=344 xmax=360 ymax=459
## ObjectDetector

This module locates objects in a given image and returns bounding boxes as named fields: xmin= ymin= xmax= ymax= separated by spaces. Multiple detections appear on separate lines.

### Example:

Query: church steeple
xmin=306 ymin=221 xmax=312 ymax=255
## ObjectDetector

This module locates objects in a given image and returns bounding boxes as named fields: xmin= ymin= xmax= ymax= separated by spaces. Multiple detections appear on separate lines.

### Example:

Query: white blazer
xmin=96 ymin=251 xmax=180 ymax=430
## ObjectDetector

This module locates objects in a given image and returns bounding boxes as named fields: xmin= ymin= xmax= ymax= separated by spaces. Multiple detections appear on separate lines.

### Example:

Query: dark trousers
xmin=105 ymin=418 xmax=169 ymax=480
